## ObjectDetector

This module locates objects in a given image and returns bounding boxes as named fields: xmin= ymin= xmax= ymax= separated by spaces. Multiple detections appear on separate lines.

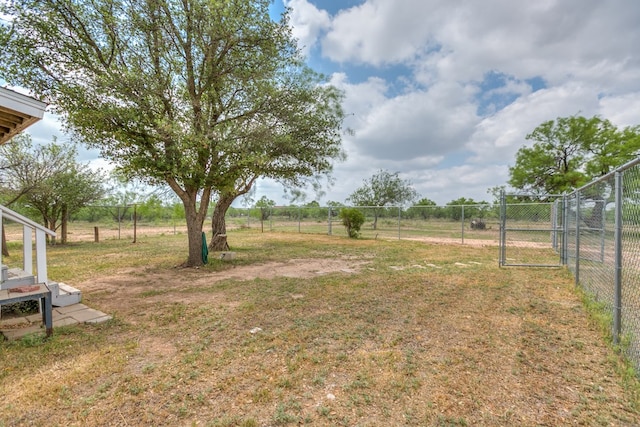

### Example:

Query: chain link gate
xmin=499 ymin=192 xmax=566 ymax=267
xmin=497 ymin=158 xmax=640 ymax=374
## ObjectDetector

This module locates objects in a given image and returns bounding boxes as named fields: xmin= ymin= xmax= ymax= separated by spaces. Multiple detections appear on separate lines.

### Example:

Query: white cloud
xmin=411 ymin=164 xmax=508 ymax=205
xmin=466 ymin=82 xmax=602 ymax=166
xmin=600 ymin=92 xmax=640 ymax=128
xmin=316 ymin=0 xmax=640 ymax=90
xmin=278 ymin=0 xmax=640 ymax=205
xmin=321 ymin=0 xmax=441 ymax=65
xmin=9 ymin=0 xmax=640 ymax=208
xmin=332 ymin=73 xmax=478 ymax=163
xmin=284 ymin=0 xmax=331 ymax=57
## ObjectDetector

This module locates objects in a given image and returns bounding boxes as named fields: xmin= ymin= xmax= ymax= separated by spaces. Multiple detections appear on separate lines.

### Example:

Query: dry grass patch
xmin=1 ymin=230 xmax=639 ymax=426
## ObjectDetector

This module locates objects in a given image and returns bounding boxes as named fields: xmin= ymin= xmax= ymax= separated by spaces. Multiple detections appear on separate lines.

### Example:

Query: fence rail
xmin=9 ymin=160 xmax=640 ymax=373
xmin=564 ymin=157 xmax=640 ymax=367
xmin=225 ymin=204 xmax=502 ymax=244
xmin=498 ymin=157 xmax=640 ymax=374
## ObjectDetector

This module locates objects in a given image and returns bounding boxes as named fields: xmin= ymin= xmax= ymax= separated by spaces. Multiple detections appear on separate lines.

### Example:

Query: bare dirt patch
xmin=81 ymin=257 xmax=370 ymax=312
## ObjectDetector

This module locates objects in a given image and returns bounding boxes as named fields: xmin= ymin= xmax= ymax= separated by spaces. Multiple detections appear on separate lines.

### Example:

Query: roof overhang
xmin=0 ymin=87 xmax=48 ymax=145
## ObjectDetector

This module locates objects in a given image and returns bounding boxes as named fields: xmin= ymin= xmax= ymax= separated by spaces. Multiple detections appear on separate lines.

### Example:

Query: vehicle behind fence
xmin=225 ymin=203 xmax=502 ymax=243
xmin=46 ymin=202 xmax=503 ymax=244
xmin=10 ymin=159 xmax=640 ymax=375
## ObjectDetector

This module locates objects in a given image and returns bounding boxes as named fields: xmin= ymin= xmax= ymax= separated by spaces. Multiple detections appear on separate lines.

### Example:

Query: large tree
xmin=0 ymin=0 xmax=345 ymax=266
xmin=509 ymin=116 xmax=640 ymax=195
xmin=347 ymin=169 xmax=419 ymax=229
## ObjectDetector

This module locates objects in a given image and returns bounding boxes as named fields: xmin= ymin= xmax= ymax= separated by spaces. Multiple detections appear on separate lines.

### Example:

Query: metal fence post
xmin=575 ymin=192 xmax=580 ymax=286
xmin=118 ymin=206 xmax=121 ymax=240
xmin=398 ymin=206 xmax=401 ymax=240
xmin=461 ymin=205 xmax=465 ymax=245
xmin=499 ymin=190 xmax=506 ymax=266
xmin=328 ymin=207 xmax=332 ymax=235
xmin=552 ymin=200 xmax=557 ymax=250
xmin=562 ymin=194 xmax=568 ymax=265
xmin=600 ymin=200 xmax=606 ymax=263
xmin=613 ymin=171 xmax=623 ymax=345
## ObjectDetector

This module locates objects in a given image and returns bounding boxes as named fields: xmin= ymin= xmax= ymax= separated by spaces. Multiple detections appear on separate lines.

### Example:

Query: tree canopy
xmin=0 ymin=0 xmax=345 ymax=265
xmin=0 ymin=134 xmax=104 ymax=243
xmin=347 ymin=169 xmax=419 ymax=229
xmin=508 ymin=116 xmax=640 ymax=195
xmin=348 ymin=169 xmax=419 ymax=207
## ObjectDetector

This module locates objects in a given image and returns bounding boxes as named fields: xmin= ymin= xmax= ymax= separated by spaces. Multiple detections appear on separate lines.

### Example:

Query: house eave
xmin=0 ymin=87 xmax=48 ymax=145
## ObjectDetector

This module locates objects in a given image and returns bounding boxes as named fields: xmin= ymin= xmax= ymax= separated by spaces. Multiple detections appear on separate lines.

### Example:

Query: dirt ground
xmin=3 ymin=229 xmax=638 ymax=425
xmin=81 ymin=257 xmax=371 ymax=311
xmin=73 ymin=255 xmax=640 ymax=426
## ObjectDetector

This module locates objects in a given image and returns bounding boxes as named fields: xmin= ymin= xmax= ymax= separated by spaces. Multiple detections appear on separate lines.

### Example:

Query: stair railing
xmin=0 ymin=205 xmax=56 ymax=286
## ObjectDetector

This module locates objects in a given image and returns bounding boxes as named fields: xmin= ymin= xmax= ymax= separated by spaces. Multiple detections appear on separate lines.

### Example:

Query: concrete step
xmin=1 ymin=303 xmax=112 ymax=340
xmin=49 ymin=282 xmax=82 ymax=307
xmin=1 ymin=268 xmax=36 ymax=290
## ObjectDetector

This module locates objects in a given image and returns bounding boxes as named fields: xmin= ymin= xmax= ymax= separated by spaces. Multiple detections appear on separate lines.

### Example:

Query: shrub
xmin=340 ymin=208 xmax=365 ymax=238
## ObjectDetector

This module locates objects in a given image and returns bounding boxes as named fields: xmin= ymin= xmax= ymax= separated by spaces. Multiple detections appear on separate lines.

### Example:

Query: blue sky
xmin=17 ymin=0 xmax=640 ymax=205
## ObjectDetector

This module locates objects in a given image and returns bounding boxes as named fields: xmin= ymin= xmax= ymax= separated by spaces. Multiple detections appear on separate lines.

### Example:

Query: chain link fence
xmin=6 ymin=202 xmax=504 ymax=244
xmin=499 ymin=158 xmax=640 ymax=373
xmin=30 ymin=203 xmax=506 ymax=244
xmin=499 ymin=157 xmax=640 ymax=371
xmin=225 ymin=204 xmax=502 ymax=243
xmin=498 ymin=195 xmax=565 ymax=267
xmin=564 ymin=158 xmax=640 ymax=369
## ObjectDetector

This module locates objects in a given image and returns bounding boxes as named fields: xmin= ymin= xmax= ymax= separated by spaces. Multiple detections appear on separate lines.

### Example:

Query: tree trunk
xmin=61 ymin=205 xmax=68 ymax=244
xmin=183 ymin=193 xmax=208 ymax=267
xmin=2 ymin=224 xmax=9 ymax=257
xmin=185 ymin=212 xmax=204 ymax=266
xmin=164 ymin=176 xmax=212 ymax=267
xmin=47 ymin=218 xmax=57 ymax=246
xmin=585 ymin=199 xmax=605 ymax=229
xmin=209 ymin=192 xmax=235 ymax=251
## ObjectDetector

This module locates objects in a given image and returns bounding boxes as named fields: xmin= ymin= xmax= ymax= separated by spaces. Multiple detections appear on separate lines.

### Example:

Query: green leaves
xmin=339 ymin=208 xmax=365 ymax=238
xmin=348 ymin=169 xmax=419 ymax=207
xmin=1 ymin=0 xmax=345 ymax=264
xmin=509 ymin=115 xmax=640 ymax=195
xmin=0 ymin=134 xmax=105 ymax=233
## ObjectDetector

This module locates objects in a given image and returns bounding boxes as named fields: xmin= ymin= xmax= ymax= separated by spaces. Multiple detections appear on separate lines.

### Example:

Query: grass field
xmin=1 ymin=229 xmax=639 ymax=426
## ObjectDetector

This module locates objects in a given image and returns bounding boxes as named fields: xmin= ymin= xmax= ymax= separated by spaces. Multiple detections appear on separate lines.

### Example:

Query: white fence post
xmin=35 ymin=228 xmax=48 ymax=285
xmin=23 ymin=225 xmax=33 ymax=275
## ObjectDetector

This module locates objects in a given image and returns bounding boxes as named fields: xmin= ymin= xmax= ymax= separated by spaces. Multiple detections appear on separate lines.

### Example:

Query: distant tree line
xmin=7 ymin=113 xmax=635 ymax=244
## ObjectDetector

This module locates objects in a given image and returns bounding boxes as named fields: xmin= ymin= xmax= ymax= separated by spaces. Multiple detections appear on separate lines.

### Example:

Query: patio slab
xmin=0 ymin=303 xmax=112 ymax=340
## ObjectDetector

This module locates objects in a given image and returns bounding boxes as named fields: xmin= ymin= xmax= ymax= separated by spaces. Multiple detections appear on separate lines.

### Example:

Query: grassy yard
xmin=1 ymin=230 xmax=639 ymax=426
